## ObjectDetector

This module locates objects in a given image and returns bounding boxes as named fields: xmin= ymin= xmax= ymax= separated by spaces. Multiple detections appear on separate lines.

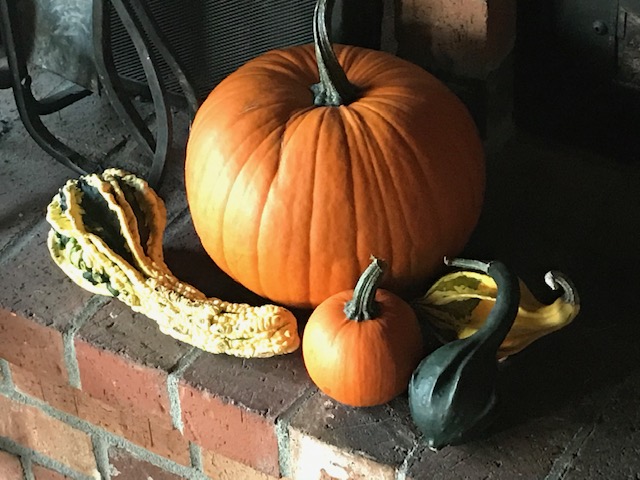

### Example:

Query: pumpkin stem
xmin=311 ymin=0 xmax=359 ymax=106
xmin=344 ymin=257 xmax=386 ymax=321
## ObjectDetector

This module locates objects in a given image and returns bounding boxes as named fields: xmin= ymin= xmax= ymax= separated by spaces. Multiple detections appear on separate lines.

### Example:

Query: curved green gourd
xmin=408 ymin=257 xmax=520 ymax=450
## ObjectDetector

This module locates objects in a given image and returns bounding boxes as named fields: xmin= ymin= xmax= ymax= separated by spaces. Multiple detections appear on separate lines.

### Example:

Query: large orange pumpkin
xmin=185 ymin=0 xmax=485 ymax=308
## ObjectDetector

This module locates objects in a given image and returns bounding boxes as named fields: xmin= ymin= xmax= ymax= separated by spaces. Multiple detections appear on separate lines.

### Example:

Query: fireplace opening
xmin=515 ymin=0 xmax=640 ymax=162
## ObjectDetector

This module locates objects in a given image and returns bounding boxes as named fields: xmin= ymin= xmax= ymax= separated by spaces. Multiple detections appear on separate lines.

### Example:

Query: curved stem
xmin=344 ymin=257 xmax=387 ymax=321
xmin=544 ymin=270 xmax=579 ymax=307
xmin=444 ymin=256 xmax=490 ymax=273
xmin=310 ymin=0 xmax=359 ymax=106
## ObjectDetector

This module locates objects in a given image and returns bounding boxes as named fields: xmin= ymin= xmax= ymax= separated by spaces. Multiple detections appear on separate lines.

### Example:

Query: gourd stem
xmin=344 ymin=257 xmax=386 ymax=321
xmin=544 ymin=270 xmax=579 ymax=307
xmin=444 ymin=256 xmax=490 ymax=274
xmin=311 ymin=0 xmax=359 ymax=106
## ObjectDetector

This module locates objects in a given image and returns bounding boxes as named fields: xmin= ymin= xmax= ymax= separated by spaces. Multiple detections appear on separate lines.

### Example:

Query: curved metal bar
xmin=110 ymin=0 xmax=173 ymax=187
xmin=0 ymin=67 xmax=11 ymax=89
xmin=0 ymin=0 xmax=95 ymax=175
xmin=93 ymin=0 xmax=184 ymax=187
xmin=124 ymin=0 xmax=199 ymax=117
xmin=92 ymin=0 xmax=156 ymax=157
xmin=35 ymin=84 xmax=92 ymax=116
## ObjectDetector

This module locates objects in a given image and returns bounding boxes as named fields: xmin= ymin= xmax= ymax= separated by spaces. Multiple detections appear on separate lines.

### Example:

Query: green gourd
xmin=408 ymin=257 xmax=520 ymax=449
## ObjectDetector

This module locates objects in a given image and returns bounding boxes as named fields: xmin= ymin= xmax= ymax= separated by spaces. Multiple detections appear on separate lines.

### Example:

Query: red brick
xmin=147 ymin=420 xmax=192 ymax=466
xmin=179 ymin=383 xmax=280 ymax=477
xmin=11 ymin=364 xmax=78 ymax=416
xmin=396 ymin=0 xmax=515 ymax=77
xmin=75 ymin=392 xmax=152 ymax=448
xmin=76 ymin=393 xmax=190 ymax=466
xmin=0 ymin=393 xmax=98 ymax=476
xmin=202 ymin=449 xmax=281 ymax=480
xmin=32 ymin=464 xmax=70 ymax=480
xmin=108 ymin=448 xmax=184 ymax=480
xmin=0 ymin=308 xmax=67 ymax=384
xmin=10 ymin=363 xmax=45 ymax=397
xmin=0 ymin=450 xmax=23 ymax=479
xmin=289 ymin=429 xmax=395 ymax=480
xmin=74 ymin=339 xmax=172 ymax=429
xmin=10 ymin=362 xmax=191 ymax=466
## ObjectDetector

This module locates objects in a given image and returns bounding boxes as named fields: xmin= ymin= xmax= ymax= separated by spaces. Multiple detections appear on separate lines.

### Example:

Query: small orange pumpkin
xmin=302 ymin=257 xmax=425 ymax=407
xmin=185 ymin=0 xmax=484 ymax=308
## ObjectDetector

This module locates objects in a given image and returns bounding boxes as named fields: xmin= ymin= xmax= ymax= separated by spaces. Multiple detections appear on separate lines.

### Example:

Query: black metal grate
xmin=109 ymin=0 xmax=316 ymax=101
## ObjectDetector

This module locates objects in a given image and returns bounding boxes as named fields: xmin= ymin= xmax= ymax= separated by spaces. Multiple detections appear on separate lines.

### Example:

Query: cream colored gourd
xmin=46 ymin=169 xmax=300 ymax=358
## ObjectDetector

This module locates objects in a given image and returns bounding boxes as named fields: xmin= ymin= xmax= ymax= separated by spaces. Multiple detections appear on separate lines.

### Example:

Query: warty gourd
xmin=46 ymin=169 xmax=300 ymax=358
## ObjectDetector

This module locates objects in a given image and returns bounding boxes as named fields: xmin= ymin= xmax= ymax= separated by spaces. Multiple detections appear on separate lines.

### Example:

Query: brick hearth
xmin=2 ymin=9 xmax=640 ymax=480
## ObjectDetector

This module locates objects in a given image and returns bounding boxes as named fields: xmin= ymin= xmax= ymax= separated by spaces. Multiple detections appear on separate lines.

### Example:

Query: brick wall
xmin=0 ymin=295 xmax=429 ymax=480
xmin=0 ymin=309 xmax=281 ymax=480
xmin=0 ymin=208 xmax=615 ymax=480
xmin=0 ymin=193 xmax=442 ymax=479
xmin=394 ymin=0 xmax=517 ymax=146
xmin=0 ymin=120 xmax=580 ymax=479
xmin=0 ymin=82 xmax=430 ymax=476
xmin=3 ymin=10 xmax=636 ymax=480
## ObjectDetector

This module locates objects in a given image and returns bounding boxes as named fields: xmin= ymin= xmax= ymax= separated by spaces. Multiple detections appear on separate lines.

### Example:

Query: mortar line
xmin=0 ymin=358 xmax=14 ymax=390
xmin=0 ymin=436 xmax=92 ymax=480
xmin=544 ymin=421 xmax=598 ymax=480
xmin=19 ymin=454 xmax=35 ymax=480
xmin=92 ymin=433 xmax=112 ymax=480
xmin=63 ymin=295 xmax=111 ymax=389
xmin=275 ymin=386 xmax=318 ymax=478
xmin=167 ymin=347 xmax=202 ymax=432
xmin=1 ymin=386 xmax=203 ymax=479
xmin=0 ymin=217 xmax=44 ymax=268
xmin=189 ymin=442 xmax=204 ymax=472
xmin=395 ymin=442 xmax=422 ymax=480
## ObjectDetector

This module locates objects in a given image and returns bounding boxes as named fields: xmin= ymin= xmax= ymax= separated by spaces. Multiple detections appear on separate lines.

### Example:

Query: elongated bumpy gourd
xmin=184 ymin=0 xmax=485 ymax=308
xmin=46 ymin=169 xmax=300 ymax=358
xmin=409 ymin=258 xmax=520 ymax=450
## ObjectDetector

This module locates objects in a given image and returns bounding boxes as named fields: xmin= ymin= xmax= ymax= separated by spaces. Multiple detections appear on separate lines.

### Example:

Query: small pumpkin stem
xmin=344 ymin=257 xmax=387 ymax=321
xmin=311 ymin=0 xmax=359 ymax=106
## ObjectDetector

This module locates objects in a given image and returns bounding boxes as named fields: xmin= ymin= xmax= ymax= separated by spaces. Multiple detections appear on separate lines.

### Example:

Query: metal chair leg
xmin=0 ymin=0 xmax=95 ymax=176
xmin=1 ymin=0 xmax=198 ymax=188
xmin=93 ymin=0 xmax=198 ymax=188
xmin=124 ymin=0 xmax=198 ymax=118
